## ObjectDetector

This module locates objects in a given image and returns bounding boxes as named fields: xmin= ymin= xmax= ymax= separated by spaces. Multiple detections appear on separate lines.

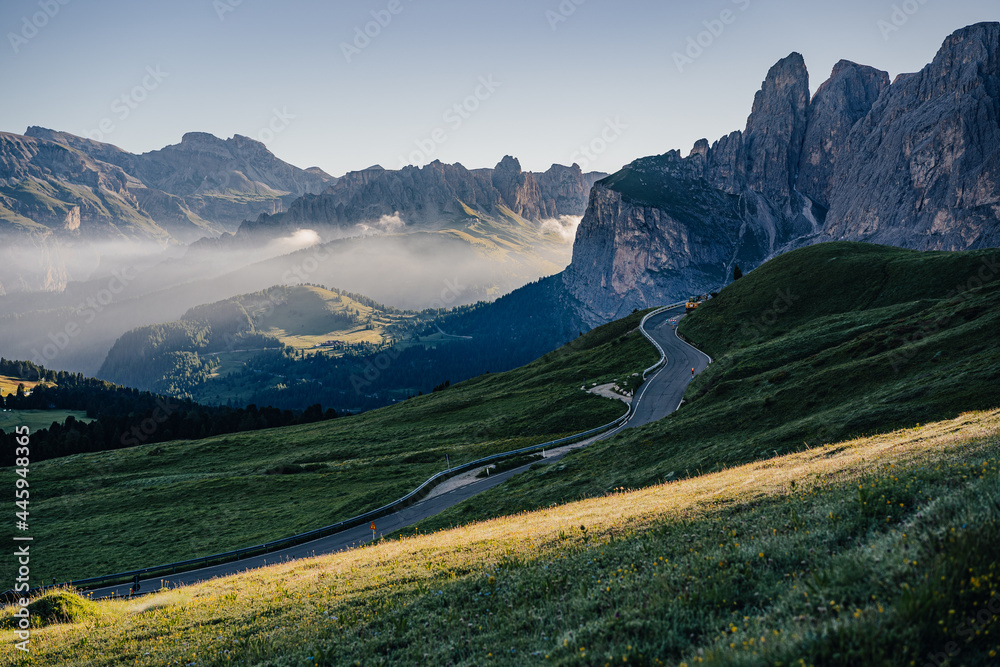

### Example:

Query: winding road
xmin=88 ymin=305 xmax=710 ymax=599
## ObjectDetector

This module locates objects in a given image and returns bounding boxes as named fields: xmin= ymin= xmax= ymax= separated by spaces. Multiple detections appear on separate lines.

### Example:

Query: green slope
xmin=11 ymin=411 xmax=1000 ymax=665
xmin=16 ymin=310 xmax=658 ymax=583
xmin=405 ymin=241 xmax=1000 ymax=532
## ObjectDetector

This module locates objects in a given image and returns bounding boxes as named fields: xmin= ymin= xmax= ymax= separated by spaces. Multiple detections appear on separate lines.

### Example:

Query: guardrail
xmin=2 ymin=305 xmax=685 ymax=601
xmin=638 ymin=302 xmax=686 ymax=378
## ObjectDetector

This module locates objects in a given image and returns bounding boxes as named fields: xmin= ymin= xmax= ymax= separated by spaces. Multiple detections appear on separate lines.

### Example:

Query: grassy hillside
xmin=8 ymin=310 xmax=657 ymax=583
xmin=7 ymin=410 xmax=999 ymax=665
xmin=0 ymin=409 xmax=91 ymax=433
xmin=0 ymin=375 xmax=45 ymax=397
xmin=405 ymin=242 xmax=1000 ymax=532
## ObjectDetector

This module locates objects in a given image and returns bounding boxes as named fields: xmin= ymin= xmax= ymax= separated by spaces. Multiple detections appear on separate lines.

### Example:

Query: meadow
xmin=403 ymin=242 xmax=1000 ymax=533
xmin=0 ymin=410 xmax=91 ymax=433
xmin=0 ymin=376 xmax=43 ymax=397
xmin=5 ymin=409 xmax=998 ymax=665
xmin=8 ymin=310 xmax=658 ymax=584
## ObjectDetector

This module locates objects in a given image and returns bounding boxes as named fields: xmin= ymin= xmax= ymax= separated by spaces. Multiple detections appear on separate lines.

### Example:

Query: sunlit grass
xmin=9 ymin=310 xmax=656 ymax=584
xmin=5 ymin=409 xmax=998 ymax=665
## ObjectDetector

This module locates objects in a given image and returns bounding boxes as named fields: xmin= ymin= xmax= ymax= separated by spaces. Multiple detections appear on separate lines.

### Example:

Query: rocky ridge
xmin=565 ymin=22 xmax=999 ymax=324
xmin=236 ymin=157 xmax=606 ymax=239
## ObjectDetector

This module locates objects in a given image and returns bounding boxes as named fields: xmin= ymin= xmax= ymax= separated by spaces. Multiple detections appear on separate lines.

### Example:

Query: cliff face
xmin=564 ymin=153 xmax=762 ymax=321
xmin=821 ymin=22 xmax=1000 ymax=250
xmin=565 ymin=22 xmax=999 ymax=325
xmin=797 ymin=61 xmax=890 ymax=208
xmin=238 ymin=157 xmax=607 ymax=238
xmin=0 ymin=131 xmax=160 ymax=239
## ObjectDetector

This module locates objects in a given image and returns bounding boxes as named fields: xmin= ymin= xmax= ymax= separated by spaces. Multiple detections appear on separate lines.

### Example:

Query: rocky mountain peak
xmin=797 ymin=60 xmax=890 ymax=208
xmin=178 ymin=131 xmax=223 ymax=145
xmin=492 ymin=155 xmax=540 ymax=216
xmin=820 ymin=20 xmax=1000 ymax=250
xmin=688 ymin=139 xmax=709 ymax=159
xmin=565 ymin=23 xmax=1000 ymax=325
xmin=742 ymin=52 xmax=810 ymax=207
xmin=494 ymin=155 xmax=522 ymax=173
xmin=931 ymin=22 xmax=999 ymax=82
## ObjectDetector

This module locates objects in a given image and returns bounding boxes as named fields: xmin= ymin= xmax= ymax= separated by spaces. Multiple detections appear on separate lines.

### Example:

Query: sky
xmin=1 ymin=0 xmax=997 ymax=177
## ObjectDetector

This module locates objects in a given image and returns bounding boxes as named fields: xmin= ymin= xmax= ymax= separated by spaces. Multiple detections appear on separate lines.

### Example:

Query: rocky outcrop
xmin=797 ymin=61 xmax=890 ymax=208
xmin=741 ymin=53 xmax=811 ymax=208
xmin=564 ymin=152 xmax=763 ymax=322
xmin=0 ymin=131 xmax=159 ymax=239
xmin=564 ymin=22 xmax=999 ymax=325
xmin=535 ymin=163 xmax=606 ymax=218
xmin=238 ymin=157 xmax=607 ymax=239
xmin=820 ymin=22 xmax=1000 ymax=250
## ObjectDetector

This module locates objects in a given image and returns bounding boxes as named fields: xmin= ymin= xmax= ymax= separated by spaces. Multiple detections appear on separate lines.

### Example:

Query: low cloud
xmin=540 ymin=215 xmax=582 ymax=243
xmin=354 ymin=213 xmax=406 ymax=237
xmin=266 ymin=229 xmax=322 ymax=255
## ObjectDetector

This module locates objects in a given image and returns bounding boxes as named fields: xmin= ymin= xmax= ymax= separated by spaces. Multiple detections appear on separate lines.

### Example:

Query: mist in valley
xmin=0 ymin=217 xmax=576 ymax=377
xmin=539 ymin=215 xmax=583 ymax=243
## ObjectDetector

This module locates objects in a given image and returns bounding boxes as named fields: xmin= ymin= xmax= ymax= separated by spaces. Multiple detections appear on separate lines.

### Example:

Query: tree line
xmin=0 ymin=358 xmax=337 ymax=466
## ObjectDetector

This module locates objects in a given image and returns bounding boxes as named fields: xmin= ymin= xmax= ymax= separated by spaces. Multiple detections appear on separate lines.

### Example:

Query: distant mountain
xmin=21 ymin=127 xmax=335 ymax=239
xmin=564 ymin=22 xmax=999 ymax=324
xmin=95 ymin=278 xmax=587 ymax=412
xmin=0 ymin=128 xmax=335 ymax=294
xmin=0 ymin=131 xmax=172 ymax=242
xmin=235 ymin=157 xmax=605 ymax=240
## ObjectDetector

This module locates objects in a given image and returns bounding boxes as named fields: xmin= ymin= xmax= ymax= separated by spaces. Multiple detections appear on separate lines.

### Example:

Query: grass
xmin=0 ymin=590 xmax=103 ymax=630
xmin=403 ymin=242 xmax=1000 ymax=533
xmin=5 ymin=409 xmax=999 ymax=665
xmin=0 ymin=376 xmax=46 ymax=397
xmin=3 ymin=310 xmax=658 ymax=584
xmin=250 ymin=285 xmax=418 ymax=353
xmin=0 ymin=410 xmax=91 ymax=433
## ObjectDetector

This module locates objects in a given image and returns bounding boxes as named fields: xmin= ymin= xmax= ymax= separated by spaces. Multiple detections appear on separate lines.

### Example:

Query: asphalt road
xmin=625 ymin=307 xmax=712 ymax=429
xmin=88 ymin=306 xmax=711 ymax=599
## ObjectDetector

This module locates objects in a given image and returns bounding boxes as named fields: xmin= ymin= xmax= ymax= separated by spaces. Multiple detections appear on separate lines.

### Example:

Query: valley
xmin=0 ymin=11 xmax=998 ymax=666
xmin=14 ymin=310 xmax=657 ymax=584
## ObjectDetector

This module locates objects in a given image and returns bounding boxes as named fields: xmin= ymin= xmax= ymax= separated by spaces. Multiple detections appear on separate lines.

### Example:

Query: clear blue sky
xmin=1 ymin=0 xmax=996 ymax=176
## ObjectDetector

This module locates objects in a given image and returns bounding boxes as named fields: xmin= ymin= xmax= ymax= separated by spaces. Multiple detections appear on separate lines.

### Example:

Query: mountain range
xmin=564 ymin=21 xmax=999 ymax=323
xmin=235 ymin=156 xmax=603 ymax=242
xmin=0 ymin=122 xmax=605 ymax=297
xmin=0 ymin=22 xmax=996 ymax=399
xmin=1 ymin=128 xmax=334 ymax=244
